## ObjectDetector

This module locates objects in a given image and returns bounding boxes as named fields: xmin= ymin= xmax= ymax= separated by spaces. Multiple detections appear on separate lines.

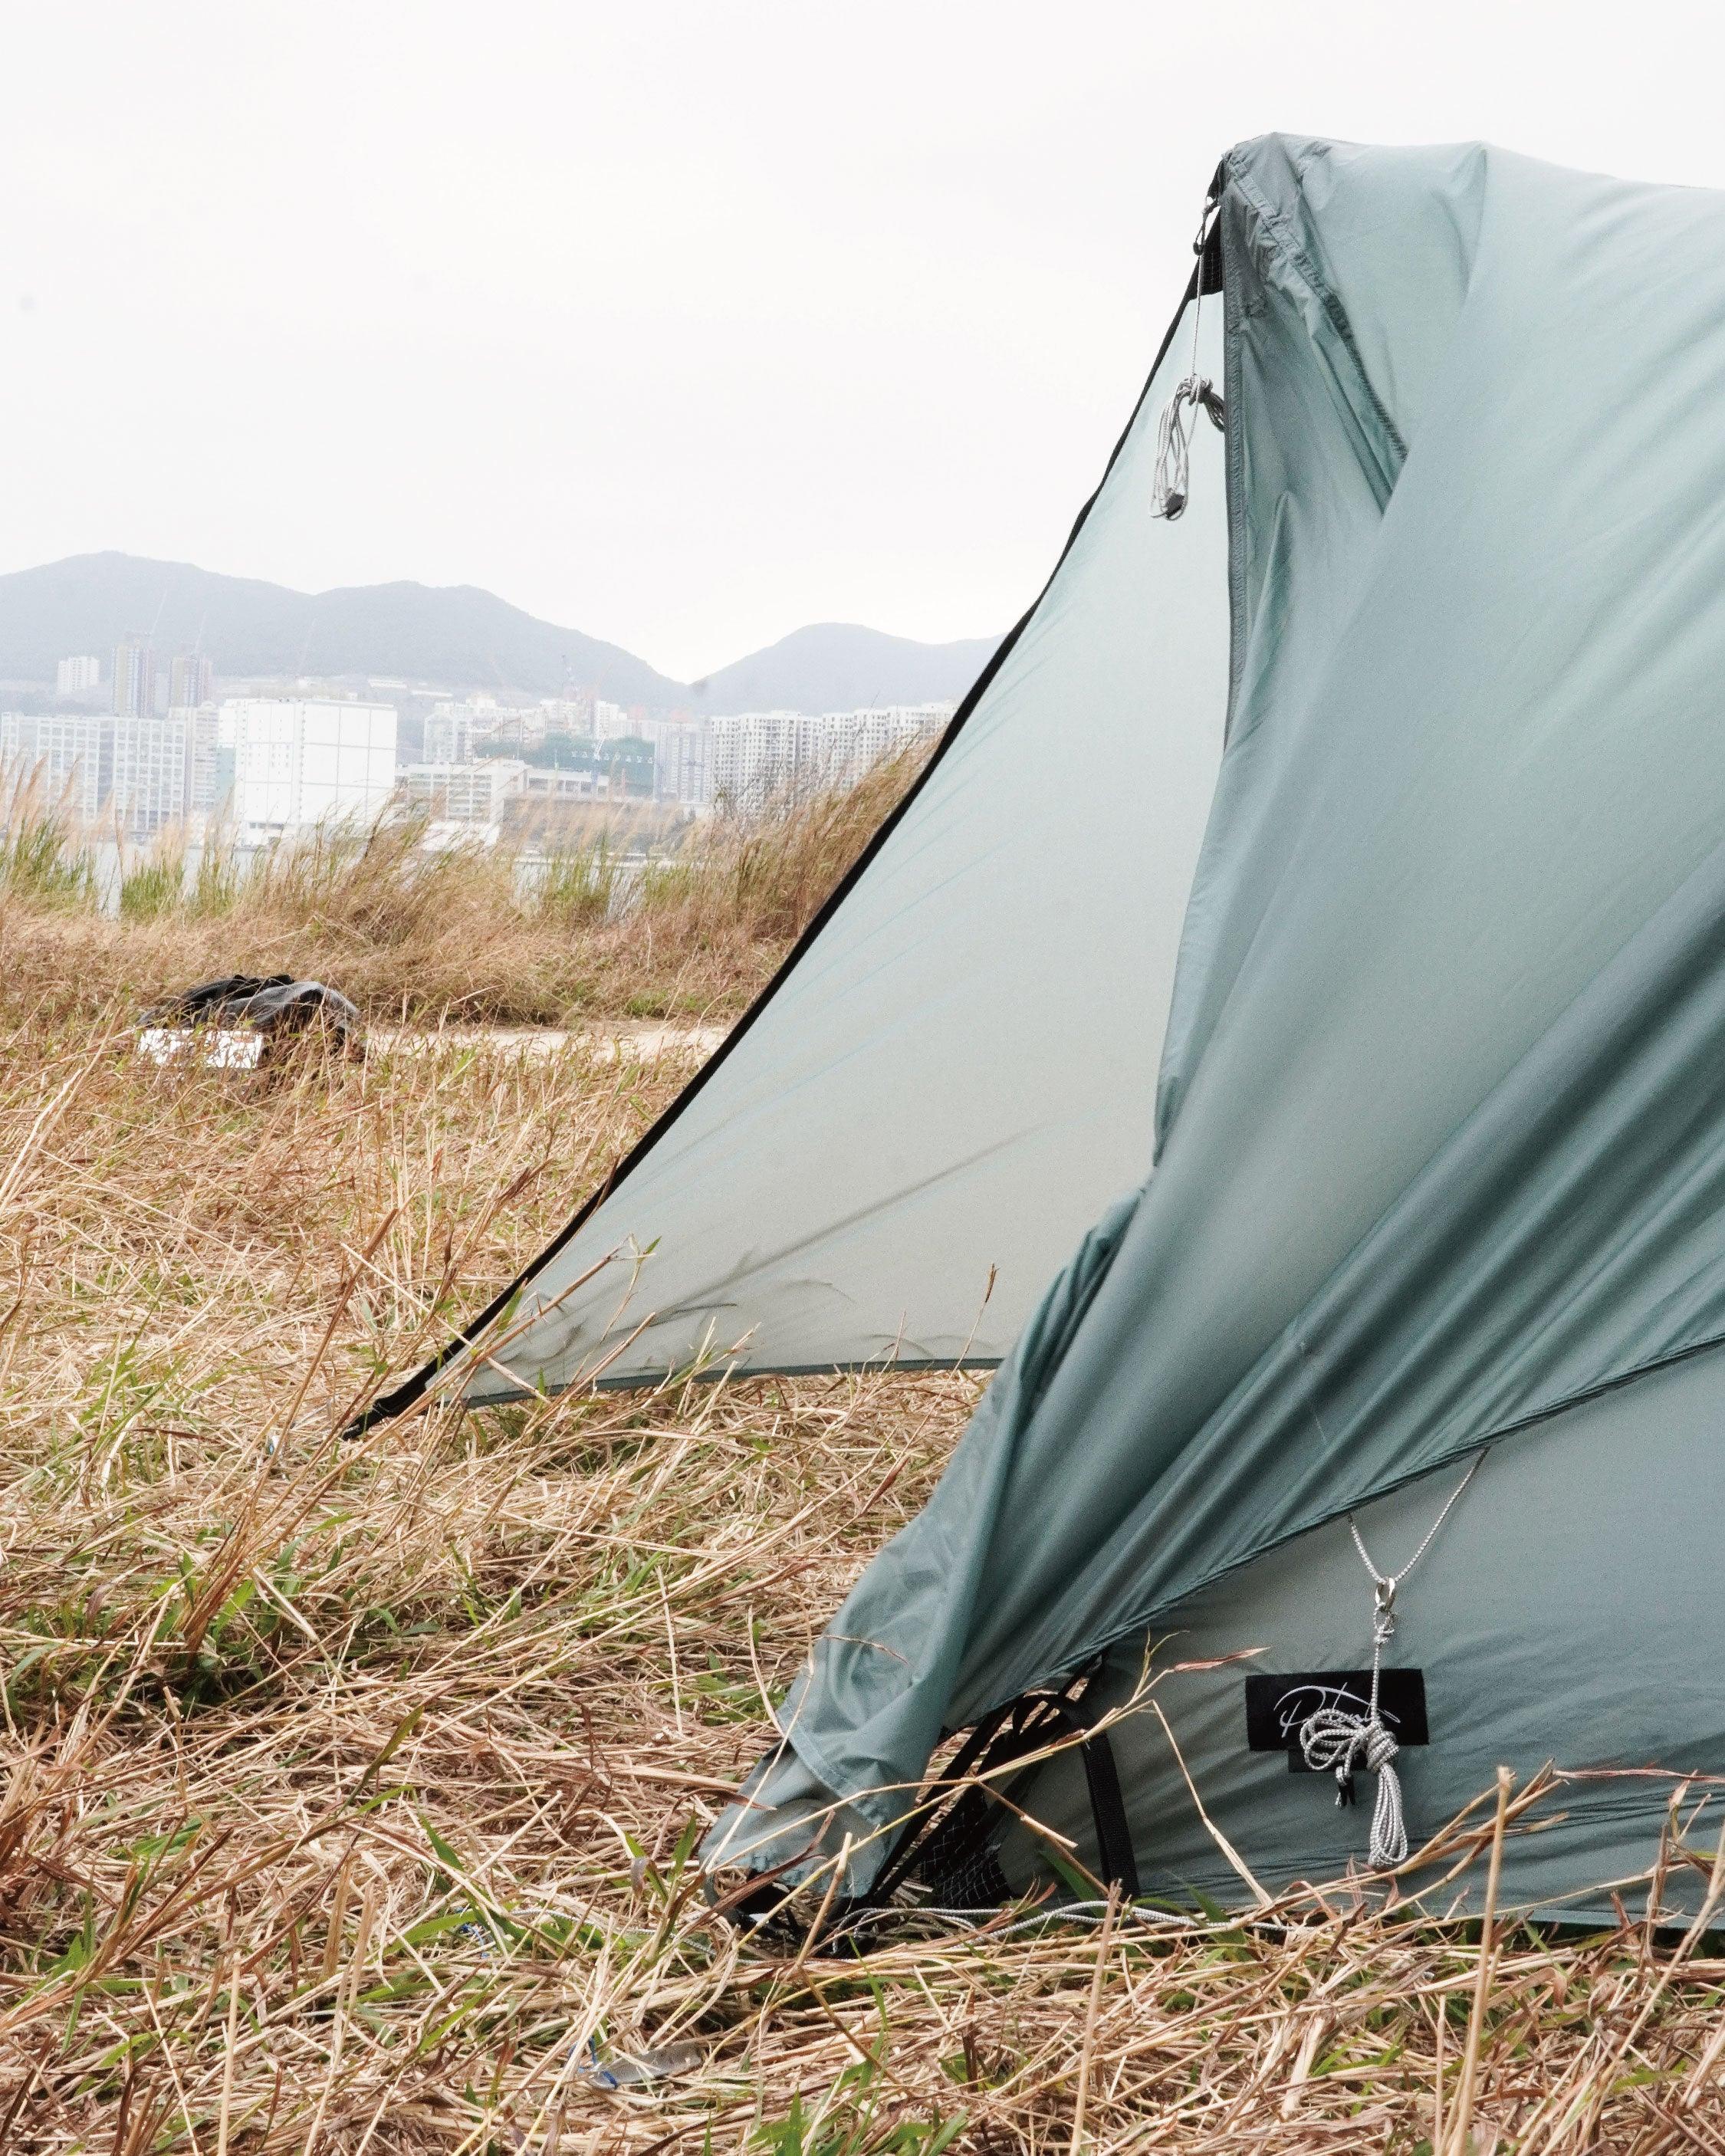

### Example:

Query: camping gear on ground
xmin=362 ymin=135 xmax=1725 ymax=1924
xmin=138 ymin=974 xmax=361 ymax=1070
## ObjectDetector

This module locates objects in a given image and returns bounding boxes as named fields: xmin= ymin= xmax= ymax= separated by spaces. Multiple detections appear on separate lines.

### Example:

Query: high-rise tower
xmin=112 ymin=640 xmax=156 ymax=718
xmin=168 ymin=652 xmax=212 ymax=708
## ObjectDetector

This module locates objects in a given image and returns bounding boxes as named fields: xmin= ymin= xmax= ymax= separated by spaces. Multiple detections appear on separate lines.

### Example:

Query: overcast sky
xmin=1 ymin=2 xmax=1714 ymax=680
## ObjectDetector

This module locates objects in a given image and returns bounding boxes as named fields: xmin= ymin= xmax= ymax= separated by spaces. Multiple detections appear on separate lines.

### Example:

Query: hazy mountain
xmin=686 ymin=621 xmax=997 ymax=716
xmin=0 ymin=552 xmax=684 ymax=706
xmin=0 ymin=553 xmax=997 ymax=715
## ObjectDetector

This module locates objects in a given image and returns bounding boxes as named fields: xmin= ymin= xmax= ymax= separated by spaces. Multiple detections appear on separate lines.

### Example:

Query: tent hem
xmin=461 ymin=1353 xmax=1005 ymax=1411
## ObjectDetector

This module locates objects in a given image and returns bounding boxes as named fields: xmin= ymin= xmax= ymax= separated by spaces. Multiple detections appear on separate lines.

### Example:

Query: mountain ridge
xmin=0 ymin=552 xmax=999 ymax=717
xmin=685 ymin=620 xmax=997 ymax=716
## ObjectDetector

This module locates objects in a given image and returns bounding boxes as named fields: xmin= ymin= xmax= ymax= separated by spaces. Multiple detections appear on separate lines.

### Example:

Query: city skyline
xmin=0 ymin=672 xmax=956 ymax=845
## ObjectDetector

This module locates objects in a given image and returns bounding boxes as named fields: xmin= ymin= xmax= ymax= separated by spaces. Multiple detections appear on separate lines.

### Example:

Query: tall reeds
xmin=0 ymin=745 xmax=932 ymax=1027
xmin=0 ymin=769 xmax=94 ymax=909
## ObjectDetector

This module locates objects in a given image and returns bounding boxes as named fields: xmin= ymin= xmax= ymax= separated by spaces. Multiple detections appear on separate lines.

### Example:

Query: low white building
xmin=225 ymin=698 xmax=396 ymax=842
xmin=398 ymin=758 xmax=526 ymax=833
xmin=521 ymin=765 xmax=636 ymax=805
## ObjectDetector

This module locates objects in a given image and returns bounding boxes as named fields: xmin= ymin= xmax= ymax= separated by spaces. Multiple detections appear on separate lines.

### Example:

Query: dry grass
xmin=0 ymin=751 xmax=922 ymax=1031
xmin=0 ymin=798 xmax=1722 ymax=2148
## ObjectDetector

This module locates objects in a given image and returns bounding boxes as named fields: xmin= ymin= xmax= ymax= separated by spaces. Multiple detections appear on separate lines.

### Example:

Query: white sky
xmin=2 ymin=2 xmax=1717 ymax=679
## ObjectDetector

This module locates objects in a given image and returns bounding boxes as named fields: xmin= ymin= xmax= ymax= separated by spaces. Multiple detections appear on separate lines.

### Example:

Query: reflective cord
xmin=1347 ymin=1451 xmax=1486 ymax=1598
xmin=1150 ymin=382 xmax=1226 ymax=521
xmin=1299 ymin=1452 xmax=1487 ymax=1869
xmin=1150 ymin=189 xmax=1227 ymax=520
xmin=1298 ymin=1580 xmax=1408 ymax=1868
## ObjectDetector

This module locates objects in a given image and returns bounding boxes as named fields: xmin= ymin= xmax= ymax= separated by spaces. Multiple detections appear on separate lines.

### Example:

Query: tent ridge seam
xmin=1226 ymin=151 xmax=1408 ymax=469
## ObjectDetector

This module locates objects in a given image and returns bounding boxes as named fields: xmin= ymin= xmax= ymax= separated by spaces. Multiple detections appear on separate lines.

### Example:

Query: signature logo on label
xmin=1271 ymin=1683 xmax=1403 ymax=1739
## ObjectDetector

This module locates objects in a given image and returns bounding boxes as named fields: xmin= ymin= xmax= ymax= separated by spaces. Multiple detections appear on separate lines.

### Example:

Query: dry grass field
xmin=0 ymin=781 xmax=1722 ymax=2151
xmin=0 ymin=753 xmax=919 ymax=1030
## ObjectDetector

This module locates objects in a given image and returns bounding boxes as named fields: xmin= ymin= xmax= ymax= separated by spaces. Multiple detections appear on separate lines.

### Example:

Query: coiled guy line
xmin=1299 ymin=1451 xmax=1487 ymax=1869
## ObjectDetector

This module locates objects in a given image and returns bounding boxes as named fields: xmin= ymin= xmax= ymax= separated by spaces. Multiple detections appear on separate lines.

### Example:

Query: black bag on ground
xmin=140 ymin=975 xmax=361 ymax=1053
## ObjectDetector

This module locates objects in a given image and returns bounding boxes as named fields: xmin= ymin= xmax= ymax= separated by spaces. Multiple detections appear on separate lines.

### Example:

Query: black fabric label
xmin=1245 ymin=1669 xmax=1429 ymax=1773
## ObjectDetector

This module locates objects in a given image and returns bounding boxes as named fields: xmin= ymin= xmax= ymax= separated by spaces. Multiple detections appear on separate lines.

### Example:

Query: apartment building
xmin=706 ymin=704 xmax=950 ymax=807
xmin=56 ymin=655 xmax=101 ymax=696
xmin=225 ymin=698 xmax=397 ymax=841
xmin=0 ymin=706 xmax=225 ymax=836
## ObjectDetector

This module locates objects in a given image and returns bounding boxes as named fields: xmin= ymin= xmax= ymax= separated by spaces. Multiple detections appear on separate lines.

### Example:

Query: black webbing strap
xmin=1030 ymin=1694 xmax=1141 ymax=1900
xmin=870 ymin=1682 xmax=1140 ymax=1908
xmin=867 ymin=1695 xmax=1022 ymax=1906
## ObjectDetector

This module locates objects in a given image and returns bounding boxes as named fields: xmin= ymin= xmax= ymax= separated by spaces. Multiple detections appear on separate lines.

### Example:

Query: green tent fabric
xmin=696 ymin=134 xmax=1725 ymax=1918
xmin=350 ymin=230 xmax=1228 ymax=1427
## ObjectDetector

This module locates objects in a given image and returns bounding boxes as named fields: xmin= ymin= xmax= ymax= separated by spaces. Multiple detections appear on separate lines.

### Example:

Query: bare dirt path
xmin=372 ymin=1020 xmax=728 ymax=1063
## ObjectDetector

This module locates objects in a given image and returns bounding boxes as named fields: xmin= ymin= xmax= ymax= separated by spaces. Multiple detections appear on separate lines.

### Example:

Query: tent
xmin=375 ymin=135 xmax=1725 ymax=1921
